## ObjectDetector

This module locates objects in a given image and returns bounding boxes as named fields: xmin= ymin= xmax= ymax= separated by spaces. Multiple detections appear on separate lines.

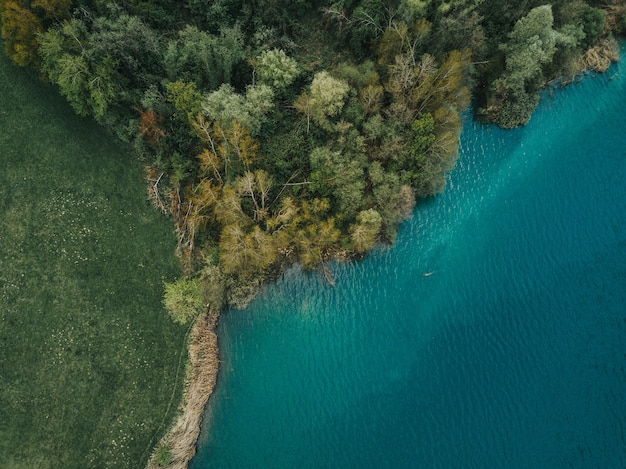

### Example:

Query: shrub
xmin=163 ymin=277 xmax=204 ymax=324
xmin=156 ymin=444 xmax=172 ymax=466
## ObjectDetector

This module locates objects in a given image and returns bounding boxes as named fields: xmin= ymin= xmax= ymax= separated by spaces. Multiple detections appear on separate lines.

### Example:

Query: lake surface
xmin=192 ymin=54 xmax=626 ymax=468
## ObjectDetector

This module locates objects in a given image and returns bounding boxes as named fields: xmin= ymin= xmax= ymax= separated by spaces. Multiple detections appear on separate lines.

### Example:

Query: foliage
xmin=163 ymin=277 xmax=205 ymax=324
xmin=578 ymin=5 xmax=606 ymax=49
xmin=500 ymin=5 xmax=560 ymax=87
xmin=200 ymin=263 xmax=226 ymax=311
xmin=254 ymin=48 xmax=299 ymax=90
xmin=489 ymin=5 xmax=586 ymax=127
xmin=139 ymin=108 xmax=166 ymax=146
xmin=165 ymin=79 xmax=202 ymax=123
xmin=164 ymin=24 xmax=246 ymax=91
xmin=156 ymin=445 xmax=172 ymax=467
xmin=1 ymin=0 xmax=619 ymax=304
xmin=201 ymin=83 xmax=274 ymax=134
xmin=31 ymin=0 xmax=71 ymax=20
xmin=2 ymin=0 xmax=621 ymax=466
xmin=295 ymin=71 xmax=350 ymax=131
xmin=89 ymin=12 xmax=163 ymax=89
xmin=350 ymin=208 xmax=383 ymax=253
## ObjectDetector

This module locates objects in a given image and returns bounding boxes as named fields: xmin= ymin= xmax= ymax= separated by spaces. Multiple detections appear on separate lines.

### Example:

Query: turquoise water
xmin=192 ymin=57 xmax=626 ymax=468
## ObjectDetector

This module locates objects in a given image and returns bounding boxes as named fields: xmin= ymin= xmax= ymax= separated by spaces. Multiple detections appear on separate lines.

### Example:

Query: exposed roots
xmin=146 ymin=308 xmax=220 ymax=469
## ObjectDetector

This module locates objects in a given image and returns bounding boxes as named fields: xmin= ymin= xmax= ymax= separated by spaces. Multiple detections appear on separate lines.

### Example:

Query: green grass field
xmin=0 ymin=54 xmax=188 ymax=468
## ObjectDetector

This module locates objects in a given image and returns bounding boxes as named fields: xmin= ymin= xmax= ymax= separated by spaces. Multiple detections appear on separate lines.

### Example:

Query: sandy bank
xmin=146 ymin=307 xmax=219 ymax=469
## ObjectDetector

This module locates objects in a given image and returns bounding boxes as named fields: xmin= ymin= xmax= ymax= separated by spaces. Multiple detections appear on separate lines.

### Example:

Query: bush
xmin=156 ymin=444 xmax=172 ymax=466
xmin=163 ymin=277 xmax=205 ymax=324
xmin=491 ymin=84 xmax=539 ymax=129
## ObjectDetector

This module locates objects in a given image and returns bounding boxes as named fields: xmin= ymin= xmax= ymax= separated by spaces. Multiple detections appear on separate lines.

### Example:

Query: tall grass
xmin=0 ymin=53 xmax=187 ymax=468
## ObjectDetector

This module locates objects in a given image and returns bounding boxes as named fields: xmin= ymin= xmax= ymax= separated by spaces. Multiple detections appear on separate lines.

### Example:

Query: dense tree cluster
xmin=1 ymin=0 xmax=623 ymax=305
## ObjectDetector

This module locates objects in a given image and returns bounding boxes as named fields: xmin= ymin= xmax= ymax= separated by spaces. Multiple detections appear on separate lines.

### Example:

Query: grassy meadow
xmin=0 ymin=53 xmax=187 ymax=467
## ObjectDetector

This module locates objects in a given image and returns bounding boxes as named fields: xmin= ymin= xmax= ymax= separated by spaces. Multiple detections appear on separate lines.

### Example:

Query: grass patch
xmin=0 ymin=53 xmax=187 ymax=468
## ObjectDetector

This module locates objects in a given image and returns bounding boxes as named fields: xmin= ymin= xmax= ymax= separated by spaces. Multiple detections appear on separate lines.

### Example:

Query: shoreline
xmin=140 ymin=28 xmax=625 ymax=469
xmin=146 ymin=307 xmax=220 ymax=469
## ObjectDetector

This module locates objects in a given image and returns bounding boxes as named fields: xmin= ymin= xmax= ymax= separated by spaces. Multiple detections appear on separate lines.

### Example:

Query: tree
xmin=214 ymin=185 xmax=248 ymax=226
xmin=293 ymin=217 xmax=340 ymax=268
xmin=253 ymin=48 xmax=299 ymax=90
xmin=201 ymin=84 xmax=246 ymax=124
xmin=139 ymin=108 xmax=166 ymax=146
xmin=242 ymin=84 xmax=275 ymax=134
xmin=368 ymin=162 xmax=415 ymax=240
xmin=309 ymin=146 xmax=366 ymax=218
xmin=31 ymin=0 xmax=71 ymax=20
xmin=578 ymin=5 xmax=605 ymax=49
xmin=219 ymin=224 xmax=277 ymax=276
xmin=235 ymin=170 xmax=273 ymax=222
xmin=164 ymin=25 xmax=246 ymax=91
xmin=395 ymin=112 xmax=436 ymax=186
xmin=201 ymin=83 xmax=274 ymax=135
xmin=350 ymin=208 xmax=382 ymax=253
xmin=491 ymin=5 xmax=564 ymax=127
xmin=294 ymin=71 xmax=350 ymax=131
xmin=39 ymin=16 xmax=151 ymax=120
xmin=52 ymin=53 xmax=91 ymax=115
xmin=163 ymin=277 xmax=205 ymax=324
xmin=89 ymin=12 xmax=163 ymax=90
xmin=502 ymin=5 xmax=558 ymax=86
xmin=165 ymin=79 xmax=202 ymax=123
xmin=88 ymin=54 xmax=121 ymax=119
xmin=0 ymin=1 xmax=42 ymax=66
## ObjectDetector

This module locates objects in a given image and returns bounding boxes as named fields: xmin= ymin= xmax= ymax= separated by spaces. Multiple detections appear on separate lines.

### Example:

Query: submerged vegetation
xmin=1 ymin=0 xmax=624 ymax=466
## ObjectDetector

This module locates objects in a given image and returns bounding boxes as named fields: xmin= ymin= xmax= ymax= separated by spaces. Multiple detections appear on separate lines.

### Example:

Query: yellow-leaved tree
xmin=0 ymin=0 xmax=42 ymax=66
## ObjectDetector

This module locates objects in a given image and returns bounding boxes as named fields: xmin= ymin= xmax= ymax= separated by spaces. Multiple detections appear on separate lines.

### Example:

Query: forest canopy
xmin=1 ymin=0 xmax=623 ymax=305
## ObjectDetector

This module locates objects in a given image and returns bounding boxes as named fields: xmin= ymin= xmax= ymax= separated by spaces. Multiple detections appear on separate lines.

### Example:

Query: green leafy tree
xmin=51 ymin=53 xmax=91 ymax=115
xmin=368 ymin=162 xmax=415 ymax=240
xmin=201 ymin=83 xmax=274 ymax=135
xmin=350 ymin=208 xmax=382 ymax=253
xmin=89 ymin=12 xmax=163 ymax=90
xmin=185 ymin=0 xmax=237 ymax=31
xmin=88 ymin=54 xmax=121 ymax=119
xmin=491 ymin=5 xmax=566 ymax=127
xmin=254 ymin=48 xmax=299 ymax=90
xmin=578 ymin=5 xmax=605 ymax=49
xmin=294 ymin=71 xmax=350 ymax=131
xmin=395 ymin=112 xmax=436 ymax=186
xmin=163 ymin=277 xmax=205 ymax=324
xmin=165 ymin=79 xmax=202 ymax=123
xmin=309 ymin=146 xmax=366 ymax=218
xmin=164 ymin=24 xmax=246 ymax=91
xmin=39 ymin=20 xmax=89 ymax=114
xmin=501 ymin=5 xmax=559 ymax=87
xmin=39 ymin=21 xmax=123 ymax=120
